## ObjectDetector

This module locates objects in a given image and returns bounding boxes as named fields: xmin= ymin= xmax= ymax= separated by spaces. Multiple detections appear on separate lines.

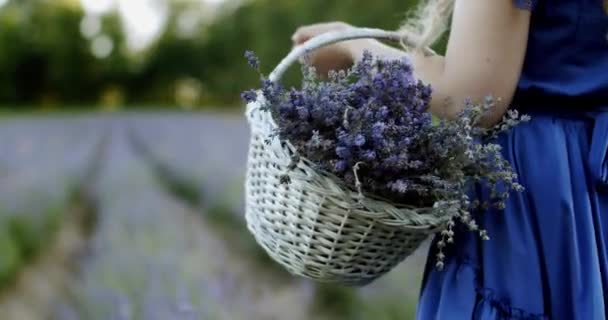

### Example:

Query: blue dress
xmin=417 ymin=0 xmax=608 ymax=319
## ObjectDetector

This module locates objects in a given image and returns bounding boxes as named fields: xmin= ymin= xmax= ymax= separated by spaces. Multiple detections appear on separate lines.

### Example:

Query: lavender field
xmin=0 ymin=113 xmax=428 ymax=320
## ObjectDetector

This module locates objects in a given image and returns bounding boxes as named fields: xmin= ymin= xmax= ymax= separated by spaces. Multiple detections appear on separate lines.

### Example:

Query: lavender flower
xmin=241 ymin=90 xmax=257 ymax=104
xmin=244 ymin=50 xmax=260 ymax=70
xmin=353 ymin=134 xmax=366 ymax=147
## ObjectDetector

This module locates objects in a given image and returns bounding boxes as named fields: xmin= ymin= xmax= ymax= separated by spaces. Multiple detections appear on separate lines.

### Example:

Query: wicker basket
xmin=244 ymin=28 xmax=450 ymax=286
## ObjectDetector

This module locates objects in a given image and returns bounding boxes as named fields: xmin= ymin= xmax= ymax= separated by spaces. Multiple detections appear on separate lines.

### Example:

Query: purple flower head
xmin=296 ymin=106 xmax=309 ymax=120
xmin=289 ymin=89 xmax=305 ymax=107
xmin=400 ymin=137 xmax=412 ymax=147
xmin=377 ymin=106 xmax=390 ymax=119
xmin=355 ymin=50 xmax=374 ymax=77
xmin=421 ymin=83 xmax=433 ymax=99
xmin=407 ymin=160 xmax=424 ymax=170
xmin=337 ymin=130 xmax=350 ymax=144
xmin=244 ymin=50 xmax=260 ymax=70
xmin=353 ymin=134 xmax=366 ymax=147
xmin=260 ymin=78 xmax=285 ymax=106
xmin=241 ymin=90 xmax=257 ymax=103
xmin=278 ymin=100 xmax=295 ymax=114
xmin=334 ymin=160 xmax=348 ymax=172
xmin=372 ymin=74 xmax=386 ymax=91
xmin=335 ymin=146 xmax=351 ymax=159
xmin=388 ymin=180 xmax=409 ymax=193
xmin=372 ymin=122 xmax=386 ymax=140
xmin=399 ymin=55 xmax=413 ymax=69
xmin=362 ymin=150 xmax=377 ymax=161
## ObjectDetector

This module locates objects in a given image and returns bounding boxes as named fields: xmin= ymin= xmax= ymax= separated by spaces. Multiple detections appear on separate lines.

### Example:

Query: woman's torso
xmin=514 ymin=0 xmax=608 ymax=110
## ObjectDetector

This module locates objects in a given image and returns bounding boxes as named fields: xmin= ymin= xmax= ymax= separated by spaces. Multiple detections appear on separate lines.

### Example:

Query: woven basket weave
xmin=244 ymin=28 xmax=449 ymax=286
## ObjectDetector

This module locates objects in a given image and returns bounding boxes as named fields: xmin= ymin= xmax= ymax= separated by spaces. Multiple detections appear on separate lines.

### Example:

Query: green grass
xmin=0 ymin=206 xmax=63 ymax=288
xmin=0 ymin=182 xmax=90 ymax=289
xmin=0 ymin=225 xmax=22 ymax=287
xmin=356 ymin=298 xmax=418 ymax=320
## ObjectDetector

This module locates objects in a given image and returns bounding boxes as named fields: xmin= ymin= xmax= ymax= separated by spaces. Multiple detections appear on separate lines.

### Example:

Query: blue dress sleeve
xmin=513 ymin=0 xmax=537 ymax=10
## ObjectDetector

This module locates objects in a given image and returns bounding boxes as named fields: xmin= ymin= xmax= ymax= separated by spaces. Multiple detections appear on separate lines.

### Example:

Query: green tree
xmin=0 ymin=1 xmax=130 ymax=107
xmin=0 ymin=0 xmax=446 ymax=109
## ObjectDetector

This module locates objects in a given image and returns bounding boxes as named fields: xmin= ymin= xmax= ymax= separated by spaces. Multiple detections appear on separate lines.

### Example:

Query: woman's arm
xmin=356 ymin=0 xmax=531 ymax=125
xmin=295 ymin=1 xmax=532 ymax=126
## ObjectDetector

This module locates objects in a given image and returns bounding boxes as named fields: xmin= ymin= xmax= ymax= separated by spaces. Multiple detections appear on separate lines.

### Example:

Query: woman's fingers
xmin=291 ymin=22 xmax=351 ymax=45
xmin=292 ymin=25 xmax=321 ymax=45
xmin=290 ymin=22 xmax=356 ymax=76
xmin=291 ymin=31 xmax=311 ymax=45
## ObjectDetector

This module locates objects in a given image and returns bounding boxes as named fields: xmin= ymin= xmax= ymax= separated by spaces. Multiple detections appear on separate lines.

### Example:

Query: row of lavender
xmin=0 ymin=117 xmax=106 ymax=288
xmin=54 ymin=125 xmax=327 ymax=320
xmin=126 ymin=113 xmax=249 ymax=216
xmin=126 ymin=112 xmax=426 ymax=319
xmin=0 ymin=113 xmax=425 ymax=319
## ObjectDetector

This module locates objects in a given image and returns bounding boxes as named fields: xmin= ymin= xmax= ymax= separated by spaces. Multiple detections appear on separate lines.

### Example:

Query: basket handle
xmin=268 ymin=27 xmax=436 ymax=82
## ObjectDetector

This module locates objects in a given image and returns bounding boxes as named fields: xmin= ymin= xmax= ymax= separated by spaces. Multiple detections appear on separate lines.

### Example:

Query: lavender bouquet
xmin=243 ymin=50 xmax=527 ymax=270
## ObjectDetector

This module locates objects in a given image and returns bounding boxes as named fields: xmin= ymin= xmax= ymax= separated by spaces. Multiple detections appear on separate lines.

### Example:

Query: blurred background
xmin=0 ymin=0 xmax=446 ymax=319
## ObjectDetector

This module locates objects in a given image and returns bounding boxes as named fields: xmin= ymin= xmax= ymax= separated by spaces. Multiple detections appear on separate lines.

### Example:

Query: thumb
xmin=292 ymin=33 xmax=312 ymax=45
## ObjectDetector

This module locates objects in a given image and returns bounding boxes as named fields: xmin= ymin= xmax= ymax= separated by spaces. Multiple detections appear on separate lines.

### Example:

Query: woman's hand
xmin=292 ymin=22 xmax=371 ymax=76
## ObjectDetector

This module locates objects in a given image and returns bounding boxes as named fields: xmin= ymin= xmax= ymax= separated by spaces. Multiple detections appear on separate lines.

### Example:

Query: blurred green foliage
xmin=0 ymin=0 xmax=127 ymax=107
xmin=0 ymin=206 xmax=64 ymax=288
xmin=0 ymin=226 xmax=22 ymax=286
xmin=0 ymin=0 xmax=448 ymax=109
